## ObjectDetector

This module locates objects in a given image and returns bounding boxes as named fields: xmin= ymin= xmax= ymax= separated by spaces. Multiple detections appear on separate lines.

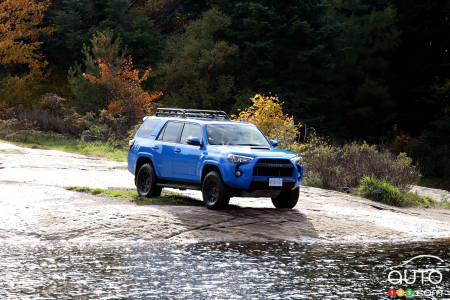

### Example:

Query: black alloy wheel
xmin=202 ymin=171 xmax=230 ymax=209
xmin=136 ymin=163 xmax=162 ymax=197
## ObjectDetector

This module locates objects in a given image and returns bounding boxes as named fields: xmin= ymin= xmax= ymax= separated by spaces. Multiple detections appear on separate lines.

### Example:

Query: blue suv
xmin=128 ymin=108 xmax=303 ymax=209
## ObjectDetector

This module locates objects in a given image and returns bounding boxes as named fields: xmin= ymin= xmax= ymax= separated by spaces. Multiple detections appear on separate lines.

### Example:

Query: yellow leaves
xmin=0 ymin=75 xmax=46 ymax=106
xmin=234 ymin=94 xmax=302 ymax=149
xmin=0 ymin=0 xmax=53 ymax=78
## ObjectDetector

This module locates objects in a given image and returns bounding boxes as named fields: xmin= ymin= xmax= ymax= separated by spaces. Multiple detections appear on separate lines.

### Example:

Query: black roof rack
xmin=155 ymin=108 xmax=230 ymax=120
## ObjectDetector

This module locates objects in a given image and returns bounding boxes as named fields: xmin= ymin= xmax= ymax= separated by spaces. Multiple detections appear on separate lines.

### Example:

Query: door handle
xmin=152 ymin=145 xmax=159 ymax=150
xmin=174 ymin=148 xmax=181 ymax=153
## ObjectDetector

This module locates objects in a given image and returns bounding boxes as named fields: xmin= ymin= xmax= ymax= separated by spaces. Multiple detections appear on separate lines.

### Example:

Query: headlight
xmin=291 ymin=156 xmax=303 ymax=179
xmin=227 ymin=154 xmax=254 ymax=164
xmin=291 ymin=156 xmax=303 ymax=166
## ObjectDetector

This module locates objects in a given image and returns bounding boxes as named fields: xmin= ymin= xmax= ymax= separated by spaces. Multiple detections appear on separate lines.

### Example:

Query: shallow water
xmin=1 ymin=241 xmax=449 ymax=299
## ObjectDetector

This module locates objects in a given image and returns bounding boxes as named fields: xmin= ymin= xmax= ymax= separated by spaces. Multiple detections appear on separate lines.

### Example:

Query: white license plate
xmin=269 ymin=178 xmax=283 ymax=187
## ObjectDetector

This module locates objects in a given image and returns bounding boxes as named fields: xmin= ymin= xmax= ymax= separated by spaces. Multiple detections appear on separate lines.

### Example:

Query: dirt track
xmin=0 ymin=141 xmax=449 ymax=243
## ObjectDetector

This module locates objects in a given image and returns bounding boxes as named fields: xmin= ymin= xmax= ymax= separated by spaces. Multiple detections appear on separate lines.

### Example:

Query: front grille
xmin=253 ymin=159 xmax=293 ymax=177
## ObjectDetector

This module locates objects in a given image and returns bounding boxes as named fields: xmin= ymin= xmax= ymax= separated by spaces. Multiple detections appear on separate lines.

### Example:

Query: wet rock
xmin=0 ymin=141 xmax=449 ymax=243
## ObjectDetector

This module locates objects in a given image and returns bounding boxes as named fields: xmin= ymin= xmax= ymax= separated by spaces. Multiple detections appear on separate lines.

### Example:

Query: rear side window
xmin=180 ymin=123 xmax=203 ymax=144
xmin=136 ymin=119 xmax=161 ymax=138
xmin=158 ymin=121 xmax=183 ymax=142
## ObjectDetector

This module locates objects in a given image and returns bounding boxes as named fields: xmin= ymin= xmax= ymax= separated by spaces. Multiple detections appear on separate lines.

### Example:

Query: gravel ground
xmin=0 ymin=141 xmax=449 ymax=244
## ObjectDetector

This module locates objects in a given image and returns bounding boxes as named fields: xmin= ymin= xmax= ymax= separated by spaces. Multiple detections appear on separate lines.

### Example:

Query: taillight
xmin=128 ymin=139 xmax=135 ymax=151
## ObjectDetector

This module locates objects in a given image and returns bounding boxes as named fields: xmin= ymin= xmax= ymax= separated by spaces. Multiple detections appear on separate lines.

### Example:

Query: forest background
xmin=0 ymin=0 xmax=449 ymax=187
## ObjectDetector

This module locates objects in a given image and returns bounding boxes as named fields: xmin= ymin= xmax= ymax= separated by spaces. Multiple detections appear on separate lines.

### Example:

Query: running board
xmin=156 ymin=181 xmax=201 ymax=191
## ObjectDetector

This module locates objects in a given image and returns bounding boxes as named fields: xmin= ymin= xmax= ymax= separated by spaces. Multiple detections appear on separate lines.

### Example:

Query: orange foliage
xmin=0 ymin=0 xmax=53 ymax=78
xmin=82 ymin=57 xmax=161 ymax=124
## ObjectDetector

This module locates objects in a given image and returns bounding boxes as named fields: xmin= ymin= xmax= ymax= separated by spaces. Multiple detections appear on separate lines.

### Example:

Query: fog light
xmin=235 ymin=170 xmax=242 ymax=177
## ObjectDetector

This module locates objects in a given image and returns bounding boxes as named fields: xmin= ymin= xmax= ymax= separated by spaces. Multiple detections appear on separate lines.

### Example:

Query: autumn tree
xmin=69 ymin=30 xmax=160 ymax=128
xmin=234 ymin=94 xmax=300 ymax=150
xmin=0 ymin=0 xmax=53 ymax=105
xmin=83 ymin=57 xmax=161 ymax=126
xmin=0 ymin=0 xmax=52 ymax=77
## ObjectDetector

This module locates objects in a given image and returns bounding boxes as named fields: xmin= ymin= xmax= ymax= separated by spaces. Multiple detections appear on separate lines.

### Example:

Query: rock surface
xmin=410 ymin=185 xmax=450 ymax=203
xmin=0 ymin=141 xmax=449 ymax=243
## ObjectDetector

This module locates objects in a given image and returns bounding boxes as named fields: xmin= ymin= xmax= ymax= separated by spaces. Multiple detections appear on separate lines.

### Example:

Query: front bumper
xmin=249 ymin=177 xmax=296 ymax=190
xmin=219 ymin=158 xmax=303 ymax=191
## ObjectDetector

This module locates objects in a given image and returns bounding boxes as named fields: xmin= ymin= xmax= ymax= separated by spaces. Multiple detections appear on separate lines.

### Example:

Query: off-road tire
xmin=271 ymin=187 xmax=299 ymax=209
xmin=136 ymin=163 xmax=162 ymax=197
xmin=202 ymin=171 xmax=230 ymax=209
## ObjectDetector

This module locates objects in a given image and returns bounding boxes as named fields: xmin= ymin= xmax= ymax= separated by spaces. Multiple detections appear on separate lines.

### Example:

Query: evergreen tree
xmin=48 ymin=0 xmax=163 ymax=69
xmin=156 ymin=8 xmax=239 ymax=110
xmin=68 ymin=30 xmax=124 ymax=113
xmin=213 ymin=0 xmax=400 ymax=139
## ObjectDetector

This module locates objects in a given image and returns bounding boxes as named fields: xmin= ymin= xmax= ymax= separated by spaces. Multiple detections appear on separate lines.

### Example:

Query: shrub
xmin=0 ymin=106 xmax=19 ymax=120
xmin=81 ymin=124 xmax=109 ymax=140
xmin=0 ymin=118 xmax=34 ymax=130
xmin=0 ymin=93 xmax=140 ymax=141
xmin=0 ymin=94 xmax=93 ymax=136
xmin=358 ymin=176 xmax=434 ymax=207
xmin=358 ymin=176 xmax=404 ymax=205
xmin=302 ymin=176 xmax=323 ymax=188
xmin=302 ymin=140 xmax=420 ymax=191
xmin=233 ymin=94 xmax=300 ymax=150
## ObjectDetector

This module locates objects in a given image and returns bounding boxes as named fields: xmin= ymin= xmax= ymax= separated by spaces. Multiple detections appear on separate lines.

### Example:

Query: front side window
xmin=205 ymin=124 xmax=269 ymax=146
xmin=180 ymin=123 xmax=203 ymax=144
xmin=158 ymin=121 xmax=183 ymax=142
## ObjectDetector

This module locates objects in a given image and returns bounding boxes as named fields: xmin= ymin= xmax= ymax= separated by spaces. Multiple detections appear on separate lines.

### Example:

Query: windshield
xmin=206 ymin=124 xmax=270 ymax=146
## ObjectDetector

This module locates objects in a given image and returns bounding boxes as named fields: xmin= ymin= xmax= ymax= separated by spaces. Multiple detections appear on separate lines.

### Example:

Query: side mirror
xmin=187 ymin=137 xmax=202 ymax=146
xmin=269 ymin=140 xmax=278 ymax=147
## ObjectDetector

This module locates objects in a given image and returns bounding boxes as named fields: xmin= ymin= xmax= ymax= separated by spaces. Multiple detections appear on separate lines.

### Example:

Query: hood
xmin=213 ymin=145 xmax=297 ymax=159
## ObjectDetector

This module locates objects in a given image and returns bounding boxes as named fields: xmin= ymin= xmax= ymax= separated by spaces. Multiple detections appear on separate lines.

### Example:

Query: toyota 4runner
xmin=128 ymin=108 xmax=303 ymax=209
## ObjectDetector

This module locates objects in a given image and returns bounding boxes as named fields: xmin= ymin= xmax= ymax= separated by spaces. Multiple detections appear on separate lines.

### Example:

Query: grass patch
xmin=66 ymin=186 xmax=202 ymax=206
xmin=0 ymin=128 xmax=127 ymax=161
xmin=357 ymin=176 xmax=447 ymax=208
xmin=441 ymin=200 xmax=450 ymax=209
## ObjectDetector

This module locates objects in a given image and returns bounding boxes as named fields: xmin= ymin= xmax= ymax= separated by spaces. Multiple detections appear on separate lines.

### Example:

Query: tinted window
xmin=180 ymin=123 xmax=202 ymax=144
xmin=158 ymin=121 xmax=183 ymax=142
xmin=136 ymin=119 xmax=161 ymax=138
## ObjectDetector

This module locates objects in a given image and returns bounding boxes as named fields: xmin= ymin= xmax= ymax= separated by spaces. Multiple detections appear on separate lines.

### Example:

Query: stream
xmin=1 ymin=241 xmax=448 ymax=299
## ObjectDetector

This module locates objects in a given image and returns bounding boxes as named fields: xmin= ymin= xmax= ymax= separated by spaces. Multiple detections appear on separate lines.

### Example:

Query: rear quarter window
xmin=157 ymin=121 xmax=183 ymax=142
xmin=136 ymin=119 xmax=162 ymax=138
